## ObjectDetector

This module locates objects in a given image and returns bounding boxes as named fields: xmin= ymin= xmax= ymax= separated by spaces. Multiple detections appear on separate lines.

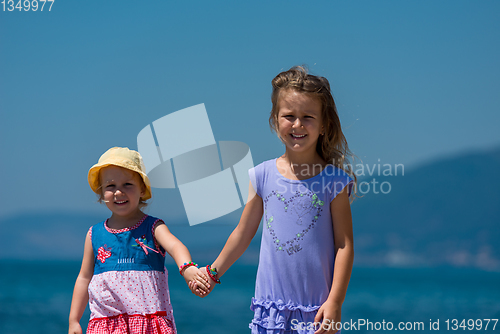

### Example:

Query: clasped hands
xmin=181 ymin=265 xmax=216 ymax=297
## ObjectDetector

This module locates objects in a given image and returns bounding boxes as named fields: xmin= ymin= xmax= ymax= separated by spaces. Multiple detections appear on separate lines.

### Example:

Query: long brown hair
xmin=269 ymin=66 xmax=358 ymax=199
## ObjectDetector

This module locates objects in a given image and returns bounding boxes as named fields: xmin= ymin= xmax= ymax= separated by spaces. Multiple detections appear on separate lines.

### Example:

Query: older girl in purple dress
xmin=198 ymin=66 xmax=357 ymax=334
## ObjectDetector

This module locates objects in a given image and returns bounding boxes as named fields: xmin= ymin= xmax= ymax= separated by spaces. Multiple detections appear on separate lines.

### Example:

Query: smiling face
xmin=99 ymin=165 xmax=145 ymax=218
xmin=277 ymin=89 xmax=324 ymax=156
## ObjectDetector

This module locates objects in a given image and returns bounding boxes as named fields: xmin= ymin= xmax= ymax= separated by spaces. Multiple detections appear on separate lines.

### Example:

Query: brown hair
xmin=269 ymin=65 xmax=358 ymax=199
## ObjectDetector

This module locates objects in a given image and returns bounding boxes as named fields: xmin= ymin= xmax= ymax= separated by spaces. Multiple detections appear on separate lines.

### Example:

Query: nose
xmin=292 ymin=117 xmax=302 ymax=128
xmin=114 ymin=188 xmax=124 ymax=196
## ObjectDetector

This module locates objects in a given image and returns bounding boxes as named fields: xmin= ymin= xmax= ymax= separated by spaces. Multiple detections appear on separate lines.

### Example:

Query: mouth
xmin=115 ymin=200 xmax=128 ymax=205
xmin=291 ymin=134 xmax=307 ymax=139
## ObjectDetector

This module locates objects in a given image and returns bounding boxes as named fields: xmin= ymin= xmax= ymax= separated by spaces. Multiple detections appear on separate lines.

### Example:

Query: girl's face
xmin=277 ymin=90 xmax=323 ymax=156
xmin=99 ymin=166 xmax=145 ymax=218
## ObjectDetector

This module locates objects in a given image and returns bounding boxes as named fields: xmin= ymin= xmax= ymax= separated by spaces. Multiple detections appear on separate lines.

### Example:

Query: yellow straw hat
xmin=88 ymin=147 xmax=152 ymax=201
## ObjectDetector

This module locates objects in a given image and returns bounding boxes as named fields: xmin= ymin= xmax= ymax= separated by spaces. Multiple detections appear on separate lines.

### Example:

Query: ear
xmin=139 ymin=180 xmax=146 ymax=196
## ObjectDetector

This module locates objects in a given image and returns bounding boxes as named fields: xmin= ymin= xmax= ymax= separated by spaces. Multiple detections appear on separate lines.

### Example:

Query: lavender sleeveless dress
xmin=248 ymin=159 xmax=353 ymax=334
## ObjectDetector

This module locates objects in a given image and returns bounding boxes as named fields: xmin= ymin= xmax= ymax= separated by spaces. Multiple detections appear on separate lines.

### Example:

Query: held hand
xmin=68 ymin=321 xmax=82 ymax=334
xmin=187 ymin=280 xmax=209 ymax=298
xmin=190 ymin=266 xmax=217 ymax=298
xmin=314 ymin=300 xmax=342 ymax=334
xmin=182 ymin=266 xmax=210 ymax=297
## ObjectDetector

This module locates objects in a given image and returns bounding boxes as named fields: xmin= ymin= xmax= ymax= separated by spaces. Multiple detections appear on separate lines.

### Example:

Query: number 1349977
xmin=2 ymin=0 xmax=54 ymax=11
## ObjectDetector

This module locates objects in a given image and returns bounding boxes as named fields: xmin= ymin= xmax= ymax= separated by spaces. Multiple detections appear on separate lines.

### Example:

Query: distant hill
xmin=0 ymin=211 xmax=259 ymax=263
xmin=351 ymin=146 xmax=500 ymax=270
xmin=0 ymin=212 xmax=103 ymax=260
xmin=1 ymin=146 xmax=499 ymax=270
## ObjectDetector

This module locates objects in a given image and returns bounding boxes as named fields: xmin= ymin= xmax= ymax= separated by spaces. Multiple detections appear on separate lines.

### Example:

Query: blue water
xmin=0 ymin=261 xmax=499 ymax=333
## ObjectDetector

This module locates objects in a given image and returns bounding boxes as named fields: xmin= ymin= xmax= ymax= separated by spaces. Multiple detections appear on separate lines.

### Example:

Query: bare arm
xmin=154 ymin=223 xmax=210 ymax=293
xmin=328 ymin=186 xmax=354 ymax=304
xmin=211 ymin=181 xmax=263 ymax=277
xmin=68 ymin=231 xmax=94 ymax=334
xmin=315 ymin=186 xmax=354 ymax=333
xmin=154 ymin=222 xmax=196 ymax=268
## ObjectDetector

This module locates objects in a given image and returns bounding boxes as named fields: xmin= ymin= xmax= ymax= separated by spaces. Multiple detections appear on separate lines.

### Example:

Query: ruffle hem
xmin=249 ymin=298 xmax=321 ymax=334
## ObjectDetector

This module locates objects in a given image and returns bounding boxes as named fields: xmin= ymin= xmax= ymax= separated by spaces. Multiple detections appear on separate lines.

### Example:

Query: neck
xmin=282 ymin=149 xmax=324 ymax=167
xmin=108 ymin=210 xmax=145 ymax=229
xmin=278 ymin=149 xmax=326 ymax=180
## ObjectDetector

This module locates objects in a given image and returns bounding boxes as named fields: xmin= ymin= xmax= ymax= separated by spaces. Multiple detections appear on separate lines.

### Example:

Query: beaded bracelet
xmin=179 ymin=261 xmax=198 ymax=276
xmin=206 ymin=265 xmax=221 ymax=284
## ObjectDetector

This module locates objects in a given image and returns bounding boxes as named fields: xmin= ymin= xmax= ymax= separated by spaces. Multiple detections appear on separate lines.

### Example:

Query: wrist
xmin=206 ymin=264 xmax=221 ymax=284
xmin=179 ymin=261 xmax=198 ymax=276
xmin=210 ymin=261 xmax=224 ymax=278
xmin=326 ymin=296 xmax=344 ymax=307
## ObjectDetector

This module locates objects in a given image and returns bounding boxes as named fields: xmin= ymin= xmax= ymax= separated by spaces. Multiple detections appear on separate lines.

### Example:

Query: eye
xmin=106 ymin=184 xmax=114 ymax=188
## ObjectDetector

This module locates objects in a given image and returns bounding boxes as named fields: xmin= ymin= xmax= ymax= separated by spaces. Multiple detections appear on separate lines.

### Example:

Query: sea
xmin=0 ymin=261 xmax=499 ymax=333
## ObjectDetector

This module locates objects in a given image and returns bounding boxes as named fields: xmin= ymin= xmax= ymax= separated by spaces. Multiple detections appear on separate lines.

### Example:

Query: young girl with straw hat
xmin=69 ymin=147 xmax=209 ymax=334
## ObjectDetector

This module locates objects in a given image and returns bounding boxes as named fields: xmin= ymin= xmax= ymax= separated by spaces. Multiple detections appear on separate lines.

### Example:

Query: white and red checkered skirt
xmin=87 ymin=312 xmax=175 ymax=334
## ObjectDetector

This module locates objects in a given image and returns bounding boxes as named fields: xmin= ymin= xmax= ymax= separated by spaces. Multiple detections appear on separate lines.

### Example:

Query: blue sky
xmin=1 ymin=1 xmax=499 ymax=220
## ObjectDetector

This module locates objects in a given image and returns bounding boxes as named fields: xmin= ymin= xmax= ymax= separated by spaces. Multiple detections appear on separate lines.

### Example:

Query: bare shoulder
xmin=331 ymin=186 xmax=351 ymax=208
xmin=154 ymin=220 xmax=170 ymax=233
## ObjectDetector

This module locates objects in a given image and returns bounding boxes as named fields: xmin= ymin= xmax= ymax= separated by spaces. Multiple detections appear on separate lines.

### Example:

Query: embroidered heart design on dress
xmin=263 ymin=190 xmax=324 ymax=255
xmin=292 ymin=196 xmax=315 ymax=225
xmin=97 ymin=245 xmax=112 ymax=263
